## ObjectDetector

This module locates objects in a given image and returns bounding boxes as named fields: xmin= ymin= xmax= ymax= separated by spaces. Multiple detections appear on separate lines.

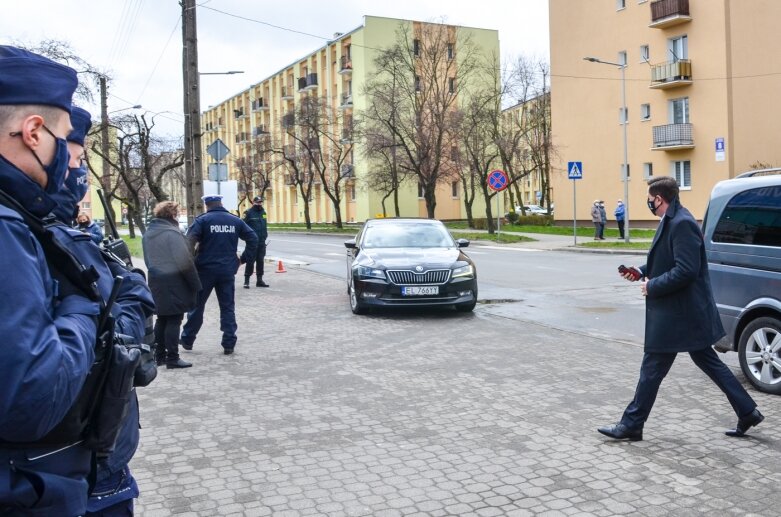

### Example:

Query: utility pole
xmin=182 ymin=0 xmax=204 ymax=221
xmin=99 ymin=75 xmax=115 ymax=224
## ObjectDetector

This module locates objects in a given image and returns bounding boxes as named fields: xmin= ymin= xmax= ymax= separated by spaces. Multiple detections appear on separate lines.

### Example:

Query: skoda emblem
xmin=415 ymin=265 xmax=424 ymax=272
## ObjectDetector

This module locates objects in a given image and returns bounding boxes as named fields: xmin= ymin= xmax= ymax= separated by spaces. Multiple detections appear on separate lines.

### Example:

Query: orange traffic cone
xmin=275 ymin=260 xmax=287 ymax=273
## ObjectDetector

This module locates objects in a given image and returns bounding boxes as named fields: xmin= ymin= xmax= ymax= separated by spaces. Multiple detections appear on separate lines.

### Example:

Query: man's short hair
xmin=0 ymin=104 xmax=64 ymax=131
xmin=647 ymin=176 xmax=679 ymax=203
xmin=153 ymin=201 xmax=179 ymax=220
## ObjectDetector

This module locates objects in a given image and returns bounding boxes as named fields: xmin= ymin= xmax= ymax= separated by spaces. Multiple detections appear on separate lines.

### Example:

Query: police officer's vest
xmin=0 ymin=189 xmax=117 ymax=449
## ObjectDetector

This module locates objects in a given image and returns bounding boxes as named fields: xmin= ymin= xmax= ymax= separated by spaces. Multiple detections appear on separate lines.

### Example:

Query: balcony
xmin=340 ymin=128 xmax=352 ymax=143
xmin=339 ymin=92 xmax=353 ymax=109
xmin=340 ymin=164 xmax=354 ymax=178
xmin=652 ymin=123 xmax=694 ymax=150
xmin=233 ymin=108 xmax=247 ymax=120
xmin=284 ymin=174 xmax=297 ymax=186
xmin=252 ymin=98 xmax=268 ymax=111
xmin=281 ymin=113 xmax=295 ymax=129
xmin=650 ymin=60 xmax=692 ymax=89
xmin=235 ymin=132 xmax=249 ymax=145
xmin=649 ymin=0 xmax=691 ymax=29
xmin=281 ymin=86 xmax=294 ymax=100
xmin=305 ymin=73 xmax=318 ymax=90
xmin=283 ymin=145 xmax=296 ymax=159
xmin=252 ymin=125 xmax=268 ymax=137
xmin=297 ymin=77 xmax=308 ymax=92
xmin=339 ymin=55 xmax=352 ymax=75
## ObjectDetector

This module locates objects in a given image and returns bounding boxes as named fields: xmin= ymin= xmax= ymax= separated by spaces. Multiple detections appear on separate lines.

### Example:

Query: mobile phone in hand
xmin=618 ymin=265 xmax=643 ymax=281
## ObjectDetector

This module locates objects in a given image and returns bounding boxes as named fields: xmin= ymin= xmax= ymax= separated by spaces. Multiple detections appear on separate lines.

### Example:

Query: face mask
xmin=647 ymin=197 xmax=659 ymax=215
xmin=10 ymin=125 xmax=70 ymax=194
xmin=65 ymin=165 xmax=89 ymax=201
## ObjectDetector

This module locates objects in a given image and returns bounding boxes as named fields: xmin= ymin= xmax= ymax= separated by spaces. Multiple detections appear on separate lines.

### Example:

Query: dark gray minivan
xmin=703 ymin=169 xmax=781 ymax=395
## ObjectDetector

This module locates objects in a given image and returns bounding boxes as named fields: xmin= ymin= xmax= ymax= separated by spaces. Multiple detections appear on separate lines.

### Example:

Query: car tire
xmin=349 ymin=279 xmax=368 ymax=315
xmin=737 ymin=316 xmax=781 ymax=395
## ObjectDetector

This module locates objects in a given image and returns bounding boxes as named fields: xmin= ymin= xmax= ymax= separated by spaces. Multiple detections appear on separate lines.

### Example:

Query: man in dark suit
xmin=598 ymin=176 xmax=764 ymax=441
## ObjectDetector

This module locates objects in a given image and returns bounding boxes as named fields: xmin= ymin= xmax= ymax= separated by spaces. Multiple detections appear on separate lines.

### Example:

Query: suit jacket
xmin=639 ymin=198 xmax=725 ymax=353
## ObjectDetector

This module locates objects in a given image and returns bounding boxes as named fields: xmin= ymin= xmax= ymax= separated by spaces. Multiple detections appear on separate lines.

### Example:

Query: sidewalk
xmin=449 ymin=228 xmax=651 ymax=255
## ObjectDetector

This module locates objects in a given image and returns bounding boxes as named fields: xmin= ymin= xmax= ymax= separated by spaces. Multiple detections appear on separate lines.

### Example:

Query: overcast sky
xmin=1 ymin=0 xmax=550 ymax=137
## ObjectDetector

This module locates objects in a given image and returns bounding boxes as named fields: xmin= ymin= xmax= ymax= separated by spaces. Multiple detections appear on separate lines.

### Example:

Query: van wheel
xmin=738 ymin=316 xmax=781 ymax=395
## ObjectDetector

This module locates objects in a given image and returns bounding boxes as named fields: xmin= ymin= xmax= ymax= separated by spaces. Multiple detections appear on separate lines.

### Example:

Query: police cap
xmin=67 ymin=106 xmax=92 ymax=146
xmin=0 ymin=45 xmax=78 ymax=113
xmin=202 ymin=194 xmax=223 ymax=203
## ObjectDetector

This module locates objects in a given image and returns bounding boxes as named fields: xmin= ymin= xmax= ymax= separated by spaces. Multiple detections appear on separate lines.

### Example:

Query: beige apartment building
xmin=200 ymin=16 xmax=500 ymax=224
xmin=550 ymin=0 xmax=781 ymax=224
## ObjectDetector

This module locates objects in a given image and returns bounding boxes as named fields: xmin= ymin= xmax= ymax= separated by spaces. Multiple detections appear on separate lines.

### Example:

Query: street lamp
xmin=108 ymin=104 xmax=142 ymax=115
xmin=584 ymin=56 xmax=630 ymax=243
xmin=200 ymin=70 xmax=244 ymax=75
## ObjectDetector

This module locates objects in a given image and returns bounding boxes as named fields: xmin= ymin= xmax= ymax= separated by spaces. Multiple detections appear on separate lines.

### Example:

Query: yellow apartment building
xmin=550 ymin=0 xmax=781 ymax=225
xmin=200 ymin=16 xmax=500 ymax=224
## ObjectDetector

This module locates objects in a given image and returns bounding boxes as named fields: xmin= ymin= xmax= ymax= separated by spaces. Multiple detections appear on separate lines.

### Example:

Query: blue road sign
xmin=487 ymin=169 xmax=509 ymax=191
xmin=567 ymin=161 xmax=583 ymax=180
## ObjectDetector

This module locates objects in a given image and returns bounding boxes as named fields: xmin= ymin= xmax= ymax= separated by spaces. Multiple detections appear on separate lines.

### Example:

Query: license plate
xmin=401 ymin=286 xmax=439 ymax=296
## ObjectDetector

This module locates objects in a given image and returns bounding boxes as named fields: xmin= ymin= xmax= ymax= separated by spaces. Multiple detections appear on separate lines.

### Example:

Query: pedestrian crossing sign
xmin=567 ymin=161 xmax=583 ymax=180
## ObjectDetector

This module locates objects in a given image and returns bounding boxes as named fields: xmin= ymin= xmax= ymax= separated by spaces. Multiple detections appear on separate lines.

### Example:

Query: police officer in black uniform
xmin=180 ymin=194 xmax=258 ymax=354
xmin=242 ymin=195 xmax=269 ymax=288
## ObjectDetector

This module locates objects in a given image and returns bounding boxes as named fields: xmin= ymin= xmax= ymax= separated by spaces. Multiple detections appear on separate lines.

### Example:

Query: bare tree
xmin=362 ymin=20 xmax=482 ymax=218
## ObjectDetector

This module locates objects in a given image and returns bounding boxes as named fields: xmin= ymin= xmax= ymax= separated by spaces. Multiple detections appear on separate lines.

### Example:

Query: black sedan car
xmin=344 ymin=218 xmax=477 ymax=314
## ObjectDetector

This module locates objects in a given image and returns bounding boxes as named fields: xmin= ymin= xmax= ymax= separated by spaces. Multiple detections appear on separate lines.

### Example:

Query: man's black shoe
xmin=243 ymin=283 xmax=250 ymax=289
xmin=155 ymin=356 xmax=166 ymax=367
xmin=223 ymin=348 xmax=234 ymax=355
xmin=256 ymin=280 xmax=269 ymax=288
xmin=725 ymin=408 xmax=764 ymax=437
xmin=597 ymin=423 xmax=643 ymax=441
xmin=180 ymin=339 xmax=193 ymax=351
xmin=166 ymin=358 xmax=192 ymax=369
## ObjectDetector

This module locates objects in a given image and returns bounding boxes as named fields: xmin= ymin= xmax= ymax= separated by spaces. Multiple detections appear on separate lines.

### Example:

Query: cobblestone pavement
xmin=132 ymin=269 xmax=780 ymax=516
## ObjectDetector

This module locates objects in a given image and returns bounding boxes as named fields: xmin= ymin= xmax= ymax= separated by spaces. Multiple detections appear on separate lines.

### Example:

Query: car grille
xmin=387 ymin=269 xmax=451 ymax=285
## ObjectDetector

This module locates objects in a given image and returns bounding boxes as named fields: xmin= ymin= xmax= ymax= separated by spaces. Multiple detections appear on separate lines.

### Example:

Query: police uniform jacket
xmin=143 ymin=217 xmax=201 ymax=315
xmin=188 ymin=206 xmax=258 ymax=275
xmin=639 ymin=197 xmax=725 ymax=353
xmin=243 ymin=204 xmax=268 ymax=242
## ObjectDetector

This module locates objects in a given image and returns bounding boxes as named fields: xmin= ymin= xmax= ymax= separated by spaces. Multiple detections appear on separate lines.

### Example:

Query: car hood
xmin=359 ymin=247 xmax=469 ymax=268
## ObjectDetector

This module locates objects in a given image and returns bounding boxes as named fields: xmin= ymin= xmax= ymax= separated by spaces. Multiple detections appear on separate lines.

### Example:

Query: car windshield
xmin=362 ymin=222 xmax=455 ymax=248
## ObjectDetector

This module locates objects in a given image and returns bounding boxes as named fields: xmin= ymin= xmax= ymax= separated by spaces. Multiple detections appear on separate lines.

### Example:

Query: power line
xmin=135 ymin=15 xmax=182 ymax=103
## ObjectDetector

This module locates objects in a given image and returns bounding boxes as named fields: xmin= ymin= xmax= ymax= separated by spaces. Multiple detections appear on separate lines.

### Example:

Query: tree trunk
xmin=483 ymin=187 xmax=496 ymax=234
xmin=333 ymin=204 xmax=343 ymax=227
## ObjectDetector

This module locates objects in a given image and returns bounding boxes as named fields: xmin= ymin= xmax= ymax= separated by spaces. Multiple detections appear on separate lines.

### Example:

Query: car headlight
xmin=356 ymin=266 xmax=386 ymax=280
xmin=451 ymin=264 xmax=474 ymax=279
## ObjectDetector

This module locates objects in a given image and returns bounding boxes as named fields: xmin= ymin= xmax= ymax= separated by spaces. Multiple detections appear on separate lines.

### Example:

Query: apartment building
xmin=201 ymin=16 xmax=500 ymax=223
xmin=550 ymin=0 xmax=781 ymax=224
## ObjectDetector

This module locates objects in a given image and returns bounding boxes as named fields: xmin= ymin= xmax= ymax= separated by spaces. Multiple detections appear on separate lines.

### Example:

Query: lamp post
xmin=584 ymin=56 xmax=630 ymax=243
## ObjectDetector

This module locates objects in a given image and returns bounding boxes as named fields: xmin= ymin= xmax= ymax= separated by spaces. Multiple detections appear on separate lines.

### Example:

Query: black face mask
xmin=647 ymin=197 xmax=660 ymax=215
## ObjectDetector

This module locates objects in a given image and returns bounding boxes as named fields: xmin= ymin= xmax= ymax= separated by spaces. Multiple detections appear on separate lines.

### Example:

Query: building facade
xmin=550 ymin=0 xmax=781 ymax=224
xmin=200 ymin=16 xmax=500 ymax=223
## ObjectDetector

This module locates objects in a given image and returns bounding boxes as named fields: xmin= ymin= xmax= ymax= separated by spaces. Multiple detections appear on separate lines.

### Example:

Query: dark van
xmin=703 ymin=169 xmax=781 ymax=395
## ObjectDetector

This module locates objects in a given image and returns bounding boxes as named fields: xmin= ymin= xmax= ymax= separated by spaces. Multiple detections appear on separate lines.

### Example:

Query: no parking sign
xmin=487 ymin=169 xmax=509 ymax=191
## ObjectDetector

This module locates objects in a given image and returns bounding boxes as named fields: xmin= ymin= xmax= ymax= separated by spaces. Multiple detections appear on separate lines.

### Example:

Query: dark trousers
xmin=243 ymin=243 xmax=266 ymax=279
xmin=617 ymin=220 xmax=625 ymax=239
xmin=154 ymin=313 xmax=184 ymax=362
xmin=181 ymin=272 xmax=237 ymax=349
xmin=593 ymin=222 xmax=604 ymax=239
xmin=621 ymin=347 xmax=757 ymax=430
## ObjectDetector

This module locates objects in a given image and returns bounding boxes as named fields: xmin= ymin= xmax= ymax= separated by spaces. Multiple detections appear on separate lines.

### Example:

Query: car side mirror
xmin=456 ymin=238 xmax=470 ymax=248
xmin=344 ymin=239 xmax=357 ymax=249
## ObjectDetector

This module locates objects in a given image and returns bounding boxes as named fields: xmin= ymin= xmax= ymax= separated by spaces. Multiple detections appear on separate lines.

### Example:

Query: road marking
xmin=474 ymin=246 xmax=544 ymax=252
xmin=273 ymin=238 xmax=345 ymax=247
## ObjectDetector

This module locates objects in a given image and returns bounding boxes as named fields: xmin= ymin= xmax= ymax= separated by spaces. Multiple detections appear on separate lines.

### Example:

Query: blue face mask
xmin=65 ymin=165 xmax=89 ymax=201
xmin=9 ymin=124 xmax=70 ymax=194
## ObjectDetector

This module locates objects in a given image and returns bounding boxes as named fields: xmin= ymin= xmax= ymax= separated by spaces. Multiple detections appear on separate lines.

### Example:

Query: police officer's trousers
xmin=181 ymin=272 xmax=237 ymax=350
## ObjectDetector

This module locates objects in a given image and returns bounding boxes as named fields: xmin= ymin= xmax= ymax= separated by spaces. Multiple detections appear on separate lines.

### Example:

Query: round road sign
xmin=487 ymin=169 xmax=508 ymax=192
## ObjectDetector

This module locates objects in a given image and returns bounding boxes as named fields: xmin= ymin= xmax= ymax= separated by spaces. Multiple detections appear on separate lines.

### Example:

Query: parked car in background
xmin=178 ymin=216 xmax=189 ymax=233
xmin=344 ymin=218 xmax=477 ymax=315
xmin=703 ymin=168 xmax=781 ymax=395
xmin=514 ymin=204 xmax=549 ymax=215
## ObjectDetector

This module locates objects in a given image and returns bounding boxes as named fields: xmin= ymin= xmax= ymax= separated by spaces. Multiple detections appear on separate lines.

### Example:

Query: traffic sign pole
xmin=486 ymin=170 xmax=509 ymax=239
xmin=567 ymin=162 xmax=583 ymax=246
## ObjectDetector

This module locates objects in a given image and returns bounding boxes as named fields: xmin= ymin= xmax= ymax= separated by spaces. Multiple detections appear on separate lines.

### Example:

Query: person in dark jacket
xmin=142 ymin=201 xmax=201 ymax=369
xmin=77 ymin=211 xmax=103 ymax=244
xmin=242 ymin=195 xmax=269 ymax=288
xmin=598 ymin=176 xmax=763 ymax=441
xmin=180 ymin=194 xmax=257 ymax=355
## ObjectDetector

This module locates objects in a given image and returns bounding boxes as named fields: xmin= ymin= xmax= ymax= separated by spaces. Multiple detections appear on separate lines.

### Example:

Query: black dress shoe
xmin=223 ymin=348 xmax=234 ymax=355
xmin=725 ymin=408 xmax=764 ymax=437
xmin=166 ymin=358 xmax=192 ymax=369
xmin=155 ymin=356 xmax=166 ymax=367
xmin=256 ymin=280 xmax=269 ymax=287
xmin=180 ymin=339 xmax=193 ymax=351
xmin=598 ymin=423 xmax=643 ymax=441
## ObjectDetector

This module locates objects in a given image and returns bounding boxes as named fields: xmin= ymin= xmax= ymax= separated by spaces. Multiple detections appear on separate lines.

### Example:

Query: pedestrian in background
xmin=591 ymin=200 xmax=604 ymax=240
xmin=243 ymin=195 xmax=269 ymax=288
xmin=598 ymin=176 xmax=763 ymax=441
xmin=598 ymin=201 xmax=607 ymax=238
xmin=614 ymin=199 xmax=626 ymax=239
xmin=77 ymin=210 xmax=103 ymax=244
xmin=180 ymin=194 xmax=258 ymax=355
xmin=143 ymin=200 xmax=201 ymax=369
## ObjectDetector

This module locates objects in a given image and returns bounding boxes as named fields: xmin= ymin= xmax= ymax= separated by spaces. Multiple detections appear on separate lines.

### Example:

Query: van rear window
xmin=712 ymin=186 xmax=781 ymax=246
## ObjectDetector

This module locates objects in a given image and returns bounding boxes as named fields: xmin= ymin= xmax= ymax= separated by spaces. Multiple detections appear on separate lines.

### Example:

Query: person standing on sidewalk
xmin=614 ymin=199 xmax=626 ymax=239
xmin=598 ymin=176 xmax=763 ymax=441
xmin=242 ymin=195 xmax=269 ymax=288
xmin=180 ymin=195 xmax=257 ymax=355
xmin=591 ymin=200 xmax=604 ymax=240
xmin=143 ymin=201 xmax=201 ymax=369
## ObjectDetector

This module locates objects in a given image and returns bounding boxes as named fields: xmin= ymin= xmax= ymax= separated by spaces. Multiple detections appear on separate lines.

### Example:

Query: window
xmin=451 ymin=181 xmax=459 ymax=198
xmin=418 ymin=182 xmax=425 ymax=198
xmin=616 ymin=0 xmax=626 ymax=9
xmin=619 ymin=107 xmax=628 ymax=124
xmin=621 ymin=163 xmax=631 ymax=180
xmin=643 ymin=162 xmax=654 ymax=179
xmin=668 ymin=35 xmax=688 ymax=61
xmin=672 ymin=160 xmax=691 ymax=188
xmin=618 ymin=51 xmax=627 ymax=66
xmin=413 ymin=39 xmax=420 ymax=57
xmin=450 ymin=146 xmax=459 ymax=161
xmin=349 ymin=184 xmax=356 ymax=201
xmin=81 ymin=202 xmax=91 ymax=209
xmin=641 ymin=103 xmax=651 ymax=120
xmin=669 ymin=97 xmax=689 ymax=124
xmin=448 ymin=77 xmax=455 ymax=93
xmin=346 ymin=44 xmax=351 ymax=59
xmin=712 ymin=186 xmax=781 ymax=246
xmin=640 ymin=45 xmax=650 ymax=63
xmin=414 ymin=75 xmax=421 ymax=92
xmin=447 ymin=43 xmax=454 ymax=60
